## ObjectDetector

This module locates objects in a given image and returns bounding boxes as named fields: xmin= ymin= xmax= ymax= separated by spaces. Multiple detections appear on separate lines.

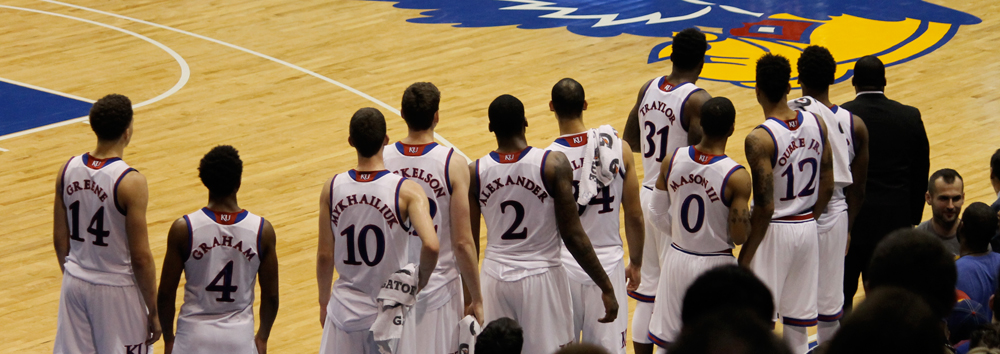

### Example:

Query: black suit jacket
xmin=842 ymin=93 xmax=929 ymax=242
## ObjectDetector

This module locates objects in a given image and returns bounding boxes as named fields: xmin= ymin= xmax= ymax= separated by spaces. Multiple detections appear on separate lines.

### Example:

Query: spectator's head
xmin=959 ymin=202 xmax=999 ymax=254
xmin=348 ymin=107 xmax=388 ymax=158
xmin=550 ymin=78 xmax=587 ymax=119
xmin=554 ymin=343 xmax=610 ymax=354
xmin=400 ymin=82 xmax=440 ymax=131
xmin=948 ymin=292 xmax=991 ymax=344
xmin=198 ymin=145 xmax=243 ymax=200
xmin=475 ymin=317 xmax=523 ymax=354
xmin=670 ymin=309 xmax=791 ymax=354
xmin=89 ymin=94 xmax=133 ymax=144
xmin=488 ymin=94 xmax=527 ymax=140
xmin=867 ymin=229 xmax=957 ymax=319
xmin=755 ymin=54 xmax=791 ymax=105
xmin=851 ymin=55 xmax=887 ymax=90
xmin=826 ymin=287 xmax=944 ymax=354
xmin=970 ymin=324 xmax=1000 ymax=350
xmin=700 ymin=97 xmax=736 ymax=139
xmin=926 ymin=168 xmax=965 ymax=230
xmin=670 ymin=28 xmax=708 ymax=73
xmin=991 ymin=148 xmax=1000 ymax=194
xmin=682 ymin=265 xmax=774 ymax=326
xmin=992 ymin=268 xmax=1000 ymax=322
xmin=797 ymin=45 xmax=837 ymax=93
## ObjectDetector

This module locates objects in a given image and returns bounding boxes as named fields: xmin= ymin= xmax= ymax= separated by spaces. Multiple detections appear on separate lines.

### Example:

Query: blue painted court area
xmin=0 ymin=80 xmax=92 ymax=136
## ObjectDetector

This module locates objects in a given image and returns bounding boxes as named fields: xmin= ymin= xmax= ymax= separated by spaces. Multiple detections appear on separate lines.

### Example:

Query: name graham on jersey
xmin=778 ymin=138 xmax=822 ymax=167
xmin=479 ymin=175 xmax=548 ymax=205
xmin=391 ymin=167 xmax=446 ymax=198
xmin=65 ymin=179 xmax=109 ymax=201
xmin=669 ymin=174 xmax=720 ymax=203
xmin=330 ymin=194 xmax=398 ymax=229
xmin=192 ymin=235 xmax=256 ymax=261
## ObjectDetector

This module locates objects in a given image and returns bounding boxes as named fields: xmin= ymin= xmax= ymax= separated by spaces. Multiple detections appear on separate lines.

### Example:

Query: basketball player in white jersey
xmin=384 ymin=82 xmax=484 ymax=354
xmin=546 ymin=79 xmax=644 ymax=353
xmin=471 ymin=94 xmax=618 ymax=354
xmin=157 ymin=146 xmax=279 ymax=354
xmin=646 ymin=97 xmax=752 ymax=351
xmin=317 ymin=108 xmax=440 ymax=354
xmin=53 ymin=94 xmax=161 ymax=354
xmin=740 ymin=54 xmax=834 ymax=354
xmin=621 ymin=27 xmax=712 ymax=354
xmin=790 ymin=46 xmax=870 ymax=344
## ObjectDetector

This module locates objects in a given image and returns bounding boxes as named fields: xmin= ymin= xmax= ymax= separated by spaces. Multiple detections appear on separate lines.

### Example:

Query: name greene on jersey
xmin=390 ymin=167 xmax=446 ymax=198
xmin=479 ymin=175 xmax=548 ymax=205
xmin=778 ymin=138 xmax=823 ymax=167
xmin=191 ymin=235 xmax=256 ymax=261
xmin=65 ymin=179 xmax=109 ymax=201
xmin=669 ymin=173 xmax=721 ymax=203
xmin=330 ymin=193 xmax=399 ymax=229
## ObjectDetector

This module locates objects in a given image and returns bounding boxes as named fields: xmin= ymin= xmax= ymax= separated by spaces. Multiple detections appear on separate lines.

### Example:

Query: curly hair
xmin=755 ymin=54 xmax=791 ymax=104
xmin=797 ymin=45 xmax=837 ymax=90
xmin=89 ymin=94 xmax=133 ymax=141
xmin=199 ymin=145 xmax=243 ymax=199
xmin=670 ymin=28 xmax=707 ymax=71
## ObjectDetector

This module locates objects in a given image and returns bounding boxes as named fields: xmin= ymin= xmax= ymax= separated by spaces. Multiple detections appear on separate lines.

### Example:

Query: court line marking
xmin=36 ymin=0 xmax=471 ymax=162
xmin=0 ymin=5 xmax=191 ymax=146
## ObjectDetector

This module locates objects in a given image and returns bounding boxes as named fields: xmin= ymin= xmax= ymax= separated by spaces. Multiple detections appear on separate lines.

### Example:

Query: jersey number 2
xmin=500 ymin=201 xmax=527 ymax=240
xmin=67 ymin=201 xmax=110 ymax=246
xmin=206 ymin=261 xmax=238 ymax=302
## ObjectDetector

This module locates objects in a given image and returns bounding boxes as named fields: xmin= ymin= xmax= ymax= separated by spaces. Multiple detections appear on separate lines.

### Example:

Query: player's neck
xmin=495 ymin=136 xmax=528 ymax=153
xmin=401 ymin=129 xmax=436 ymax=145
xmin=556 ymin=117 xmax=587 ymax=135
xmin=667 ymin=70 xmax=698 ymax=85
xmin=695 ymin=137 xmax=727 ymax=156
xmin=206 ymin=195 xmax=241 ymax=213
xmin=801 ymin=88 xmax=833 ymax=107
xmin=762 ymin=98 xmax=796 ymax=121
xmin=960 ymin=243 xmax=989 ymax=257
xmin=91 ymin=140 xmax=125 ymax=160
xmin=356 ymin=154 xmax=386 ymax=171
xmin=855 ymin=86 xmax=885 ymax=94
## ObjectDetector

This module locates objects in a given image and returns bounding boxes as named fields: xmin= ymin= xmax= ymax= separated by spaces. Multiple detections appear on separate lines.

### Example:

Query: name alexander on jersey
xmin=192 ymin=235 xmax=257 ymax=261
xmin=65 ymin=179 xmax=109 ymax=201
xmin=330 ymin=193 xmax=399 ymax=229
xmin=669 ymin=173 xmax=721 ymax=203
xmin=391 ymin=167 xmax=446 ymax=198
xmin=479 ymin=175 xmax=548 ymax=205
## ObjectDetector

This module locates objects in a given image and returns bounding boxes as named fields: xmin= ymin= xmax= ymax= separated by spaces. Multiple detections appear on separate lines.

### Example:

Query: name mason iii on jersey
xmin=390 ymin=167 xmax=447 ymax=198
xmin=191 ymin=234 xmax=257 ymax=262
xmin=330 ymin=193 xmax=400 ymax=229
xmin=669 ymin=173 xmax=721 ymax=203
xmin=478 ymin=175 xmax=548 ymax=205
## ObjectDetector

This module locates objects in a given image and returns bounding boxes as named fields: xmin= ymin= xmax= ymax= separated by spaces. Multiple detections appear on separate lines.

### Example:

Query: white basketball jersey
xmin=177 ymin=208 xmax=263 ymax=332
xmin=758 ymin=111 xmax=826 ymax=219
xmin=476 ymin=147 xmax=562 ymax=271
xmin=789 ymin=97 xmax=855 ymax=226
xmin=546 ymin=132 xmax=625 ymax=281
xmin=638 ymin=78 xmax=703 ymax=188
xmin=383 ymin=142 xmax=458 ymax=303
xmin=327 ymin=170 xmax=410 ymax=331
xmin=664 ymin=146 xmax=744 ymax=252
xmin=60 ymin=153 xmax=137 ymax=286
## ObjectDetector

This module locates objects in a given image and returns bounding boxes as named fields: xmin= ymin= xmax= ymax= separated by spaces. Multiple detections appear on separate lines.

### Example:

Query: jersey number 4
xmin=206 ymin=261 xmax=238 ymax=302
xmin=67 ymin=201 xmax=110 ymax=246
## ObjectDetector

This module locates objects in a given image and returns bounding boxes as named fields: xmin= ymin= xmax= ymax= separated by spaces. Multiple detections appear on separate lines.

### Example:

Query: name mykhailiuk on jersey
xmin=330 ymin=193 xmax=400 ymax=229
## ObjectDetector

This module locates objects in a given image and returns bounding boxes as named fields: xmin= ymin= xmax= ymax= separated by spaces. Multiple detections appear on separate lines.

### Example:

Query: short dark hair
xmin=554 ymin=343 xmax=610 ymax=354
xmin=928 ymin=168 xmax=963 ymax=195
xmin=488 ymin=94 xmax=527 ymax=138
xmin=970 ymin=324 xmax=1000 ymax=349
xmin=670 ymin=309 xmax=791 ymax=354
xmin=682 ymin=265 xmax=774 ymax=326
xmin=89 ymin=94 xmax=133 ymax=141
xmin=349 ymin=107 xmax=387 ymax=158
xmin=401 ymin=82 xmax=440 ymax=131
xmin=826 ymin=287 xmax=943 ymax=354
xmin=797 ymin=45 xmax=836 ymax=91
xmin=755 ymin=54 xmax=791 ymax=104
xmin=551 ymin=78 xmax=585 ymax=118
xmin=671 ymin=28 xmax=708 ymax=71
xmin=868 ymin=229 xmax=957 ymax=319
xmin=199 ymin=145 xmax=243 ymax=199
xmin=852 ymin=55 xmax=887 ymax=88
xmin=990 ymin=148 xmax=1000 ymax=181
xmin=960 ymin=202 xmax=998 ymax=253
xmin=475 ymin=317 xmax=523 ymax=354
xmin=700 ymin=97 xmax=736 ymax=138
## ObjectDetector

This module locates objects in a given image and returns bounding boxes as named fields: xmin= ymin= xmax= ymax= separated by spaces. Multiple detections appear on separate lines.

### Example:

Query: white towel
xmin=371 ymin=264 xmax=419 ymax=354
xmin=577 ymin=125 xmax=624 ymax=205
xmin=456 ymin=315 xmax=482 ymax=354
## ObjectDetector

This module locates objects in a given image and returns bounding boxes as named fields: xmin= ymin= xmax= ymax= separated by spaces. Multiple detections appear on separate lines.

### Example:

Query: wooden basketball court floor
xmin=1 ymin=0 xmax=997 ymax=352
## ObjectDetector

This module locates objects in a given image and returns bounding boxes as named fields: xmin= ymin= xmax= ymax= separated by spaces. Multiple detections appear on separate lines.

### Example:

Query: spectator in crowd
xmin=825 ymin=287 xmax=944 ymax=354
xmin=841 ymin=55 xmax=930 ymax=314
xmin=917 ymin=169 xmax=967 ymax=255
xmin=956 ymin=203 xmax=1000 ymax=308
xmin=555 ymin=343 xmax=611 ymax=354
xmin=680 ymin=265 xmax=775 ymax=327
xmin=949 ymin=293 xmax=991 ymax=347
xmin=992 ymin=149 xmax=1000 ymax=214
xmin=475 ymin=317 xmax=523 ymax=354
xmin=867 ymin=228 xmax=957 ymax=319
xmin=669 ymin=309 xmax=791 ymax=354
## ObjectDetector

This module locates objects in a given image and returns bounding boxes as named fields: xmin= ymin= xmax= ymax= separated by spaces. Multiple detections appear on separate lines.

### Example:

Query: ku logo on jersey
xmin=409 ymin=146 xmax=419 ymax=154
xmin=373 ymin=0 xmax=979 ymax=88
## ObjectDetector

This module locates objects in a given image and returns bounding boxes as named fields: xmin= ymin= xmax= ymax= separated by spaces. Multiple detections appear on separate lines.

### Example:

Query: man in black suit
xmin=991 ymin=149 xmax=1000 ymax=213
xmin=840 ymin=56 xmax=930 ymax=314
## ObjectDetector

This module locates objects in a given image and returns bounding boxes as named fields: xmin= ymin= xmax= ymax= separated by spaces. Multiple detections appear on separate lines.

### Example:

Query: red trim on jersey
xmin=399 ymin=142 xmax=435 ymax=156
xmin=83 ymin=153 xmax=117 ymax=169
xmin=211 ymin=209 xmax=246 ymax=225
xmin=774 ymin=212 xmax=814 ymax=221
xmin=352 ymin=170 xmax=390 ymax=182
xmin=493 ymin=148 xmax=530 ymax=164
xmin=558 ymin=132 xmax=589 ymax=147
xmin=691 ymin=147 xmax=724 ymax=165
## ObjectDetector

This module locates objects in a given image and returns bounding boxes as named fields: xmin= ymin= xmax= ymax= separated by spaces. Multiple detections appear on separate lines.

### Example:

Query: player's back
xmin=665 ymin=146 xmax=744 ymax=252
xmin=758 ymin=111 xmax=825 ymax=219
xmin=475 ymin=147 xmax=561 ymax=277
xmin=60 ymin=153 xmax=137 ymax=286
xmin=546 ymin=132 xmax=625 ymax=280
xmin=638 ymin=78 xmax=703 ymax=188
xmin=327 ymin=170 xmax=410 ymax=331
xmin=383 ymin=142 xmax=457 ymax=304
xmin=790 ymin=97 xmax=855 ymax=224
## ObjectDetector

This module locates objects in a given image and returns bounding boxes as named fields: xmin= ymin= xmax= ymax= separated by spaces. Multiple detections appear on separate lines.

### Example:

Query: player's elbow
xmin=422 ymin=242 xmax=440 ymax=259
xmin=129 ymin=250 xmax=155 ymax=272
xmin=316 ymin=251 xmax=334 ymax=268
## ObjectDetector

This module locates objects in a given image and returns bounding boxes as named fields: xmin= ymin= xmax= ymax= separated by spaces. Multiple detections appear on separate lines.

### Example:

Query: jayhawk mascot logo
xmin=370 ymin=0 xmax=979 ymax=88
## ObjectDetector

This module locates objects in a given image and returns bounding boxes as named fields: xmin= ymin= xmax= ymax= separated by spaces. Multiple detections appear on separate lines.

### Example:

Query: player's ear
xmin=348 ymin=136 xmax=356 ymax=148
xmin=488 ymin=122 xmax=495 ymax=133
xmin=926 ymin=191 xmax=932 ymax=205
xmin=383 ymin=135 xmax=389 ymax=146
xmin=785 ymin=83 xmax=791 ymax=95
xmin=582 ymin=100 xmax=588 ymax=111
xmin=727 ymin=124 xmax=735 ymax=137
xmin=433 ymin=111 xmax=440 ymax=128
xmin=549 ymin=101 xmax=555 ymax=112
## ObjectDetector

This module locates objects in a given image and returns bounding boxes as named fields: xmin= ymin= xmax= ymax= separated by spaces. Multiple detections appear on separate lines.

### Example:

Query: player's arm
xmin=316 ymin=179 xmax=335 ymax=328
xmin=622 ymin=79 xmax=653 ymax=152
xmin=544 ymin=151 xmax=619 ymax=323
xmin=845 ymin=115 xmax=869 ymax=233
xmin=254 ymin=220 xmax=279 ymax=354
xmin=726 ymin=168 xmax=753 ymax=246
xmin=683 ymin=90 xmax=712 ymax=146
xmin=813 ymin=115 xmax=835 ymax=218
xmin=119 ymin=171 xmax=161 ymax=345
xmin=156 ymin=218 xmax=188 ymax=353
xmin=619 ymin=140 xmax=645 ymax=292
xmin=650 ymin=148 xmax=676 ymax=235
xmin=53 ymin=163 xmax=69 ymax=273
xmin=400 ymin=180 xmax=440 ymax=290
xmin=448 ymin=154 xmax=483 ymax=323
xmin=738 ymin=129 xmax=775 ymax=267
xmin=468 ymin=162 xmax=481 ymax=254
